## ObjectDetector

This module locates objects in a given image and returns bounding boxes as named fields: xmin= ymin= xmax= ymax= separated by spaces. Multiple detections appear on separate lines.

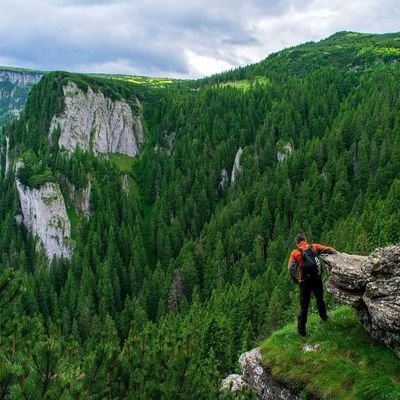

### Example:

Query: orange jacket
xmin=288 ymin=240 xmax=336 ymax=283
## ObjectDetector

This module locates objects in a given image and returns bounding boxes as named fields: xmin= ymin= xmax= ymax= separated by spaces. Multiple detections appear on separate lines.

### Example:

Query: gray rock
xmin=276 ymin=143 xmax=293 ymax=162
xmin=322 ymin=252 xmax=368 ymax=308
xmin=302 ymin=343 xmax=321 ymax=353
xmin=218 ymin=168 xmax=229 ymax=192
xmin=239 ymin=348 xmax=299 ymax=400
xmin=16 ymin=179 xmax=72 ymax=261
xmin=323 ymin=247 xmax=400 ymax=357
xmin=231 ymin=148 xmax=243 ymax=184
xmin=0 ymin=70 xmax=42 ymax=86
xmin=64 ymin=178 xmax=92 ymax=218
xmin=49 ymin=82 xmax=144 ymax=157
xmin=221 ymin=374 xmax=247 ymax=392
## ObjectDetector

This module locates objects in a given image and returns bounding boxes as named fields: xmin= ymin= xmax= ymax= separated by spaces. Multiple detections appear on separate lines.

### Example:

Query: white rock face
xmin=231 ymin=147 xmax=243 ymax=184
xmin=16 ymin=180 xmax=72 ymax=260
xmin=223 ymin=348 xmax=299 ymax=399
xmin=277 ymin=143 xmax=293 ymax=162
xmin=65 ymin=179 xmax=92 ymax=218
xmin=219 ymin=168 xmax=229 ymax=191
xmin=5 ymin=136 xmax=10 ymax=175
xmin=0 ymin=70 xmax=42 ymax=86
xmin=49 ymin=82 xmax=144 ymax=157
xmin=221 ymin=374 xmax=247 ymax=392
xmin=122 ymin=174 xmax=129 ymax=194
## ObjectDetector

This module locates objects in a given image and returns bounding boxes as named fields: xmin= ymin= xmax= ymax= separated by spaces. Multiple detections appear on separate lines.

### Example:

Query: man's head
xmin=295 ymin=233 xmax=306 ymax=245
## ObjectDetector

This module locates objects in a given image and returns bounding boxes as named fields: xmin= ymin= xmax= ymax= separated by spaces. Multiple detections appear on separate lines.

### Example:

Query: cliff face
xmin=49 ymin=82 xmax=144 ymax=157
xmin=323 ymin=246 xmax=400 ymax=357
xmin=16 ymin=180 xmax=72 ymax=260
xmin=0 ymin=69 xmax=43 ymax=86
xmin=231 ymin=147 xmax=243 ymax=184
xmin=0 ymin=68 xmax=43 ymax=126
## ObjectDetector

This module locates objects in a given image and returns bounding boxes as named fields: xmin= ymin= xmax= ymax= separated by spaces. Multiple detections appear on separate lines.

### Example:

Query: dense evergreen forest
xmin=1 ymin=31 xmax=400 ymax=398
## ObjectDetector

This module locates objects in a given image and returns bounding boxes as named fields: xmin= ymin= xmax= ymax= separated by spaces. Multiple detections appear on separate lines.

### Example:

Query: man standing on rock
xmin=288 ymin=233 xmax=337 ymax=337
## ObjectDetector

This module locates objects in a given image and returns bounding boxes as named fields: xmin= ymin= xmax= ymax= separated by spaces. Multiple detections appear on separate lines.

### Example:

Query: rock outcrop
xmin=16 ymin=180 xmax=72 ymax=260
xmin=64 ymin=179 xmax=92 ymax=218
xmin=222 ymin=348 xmax=299 ymax=399
xmin=323 ymin=246 xmax=400 ymax=357
xmin=0 ymin=69 xmax=42 ymax=86
xmin=218 ymin=168 xmax=229 ymax=192
xmin=276 ymin=143 xmax=293 ymax=162
xmin=5 ymin=136 xmax=10 ymax=175
xmin=231 ymin=147 xmax=243 ymax=184
xmin=0 ymin=68 xmax=43 ymax=126
xmin=49 ymin=82 xmax=144 ymax=157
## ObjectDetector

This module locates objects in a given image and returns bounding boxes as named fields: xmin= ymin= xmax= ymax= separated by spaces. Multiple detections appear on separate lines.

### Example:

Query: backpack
xmin=299 ymin=246 xmax=322 ymax=279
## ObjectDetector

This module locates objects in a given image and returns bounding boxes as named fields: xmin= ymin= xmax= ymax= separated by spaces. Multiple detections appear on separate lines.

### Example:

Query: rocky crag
xmin=49 ymin=81 xmax=144 ymax=157
xmin=224 ymin=246 xmax=400 ymax=398
xmin=222 ymin=348 xmax=299 ymax=399
xmin=323 ymin=246 xmax=400 ymax=357
xmin=16 ymin=180 xmax=72 ymax=260
xmin=0 ymin=68 xmax=43 ymax=126
xmin=11 ymin=79 xmax=145 ymax=261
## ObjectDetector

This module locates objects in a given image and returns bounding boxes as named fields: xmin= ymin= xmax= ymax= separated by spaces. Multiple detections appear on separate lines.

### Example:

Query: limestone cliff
xmin=231 ymin=147 xmax=243 ymax=184
xmin=62 ymin=177 xmax=92 ymax=218
xmin=16 ymin=179 xmax=72 ymax=260
xmin=0 ymin=68 xmax=43 ymax=126
xmin=323 ymin=246 xmax=400 ymax=357
xmin=49 ymin=82 xmax=144 ymax=157
xmin=5 ymin=136 xmax=10 ymax=175
xmin=0 ymin=69 xmax=42 ymax=86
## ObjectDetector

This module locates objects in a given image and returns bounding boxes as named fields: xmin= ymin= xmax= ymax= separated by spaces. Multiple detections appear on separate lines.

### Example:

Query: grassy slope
xmin=260 ymin=307 xmax=400 ymax=399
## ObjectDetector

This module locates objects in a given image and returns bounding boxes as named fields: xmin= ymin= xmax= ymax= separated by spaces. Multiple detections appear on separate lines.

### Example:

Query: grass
xmin=67 ymin=206 xmax=80 ymax=240
xmin=260 ymin=306 xmax=400 ymax=400
xmin=216 ymin=76 xmax=269 ymax=90
xmin=109 ymin=153 xmax=137 ymax=172
xmin=89 ymin=74 xmax=174 ymax=88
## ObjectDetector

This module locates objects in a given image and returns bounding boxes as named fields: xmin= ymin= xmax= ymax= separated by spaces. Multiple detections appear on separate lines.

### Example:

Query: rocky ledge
xmin=323 ymin=246 xmax=400 ymax=357
xmin=221 ymin=348 xmax=299 ymax=399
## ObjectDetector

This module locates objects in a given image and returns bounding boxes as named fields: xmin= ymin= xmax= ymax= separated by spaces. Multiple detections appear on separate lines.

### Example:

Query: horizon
xmin=2 ymin=29 xmax=400 ymax=80
xmin=1 ymin=0 xmax=399 ymax=79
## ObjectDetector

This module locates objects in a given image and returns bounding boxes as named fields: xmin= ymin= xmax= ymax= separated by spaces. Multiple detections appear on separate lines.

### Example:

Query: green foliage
xmin=261 ymin=307 xmax=400 ymax=399
xmin=2 ymin=31 xmax=400 ymax=398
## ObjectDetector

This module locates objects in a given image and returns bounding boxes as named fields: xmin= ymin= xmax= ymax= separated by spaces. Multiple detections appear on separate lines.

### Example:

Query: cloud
xmin=0 ymin=0 xmax=399 ymax=78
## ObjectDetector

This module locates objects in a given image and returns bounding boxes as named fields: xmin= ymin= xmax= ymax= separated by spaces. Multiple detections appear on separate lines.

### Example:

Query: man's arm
xmin=288 ymin=251 xmax=299 ymax=283
xmin=313 ymin=243 xmax=338 ymax=255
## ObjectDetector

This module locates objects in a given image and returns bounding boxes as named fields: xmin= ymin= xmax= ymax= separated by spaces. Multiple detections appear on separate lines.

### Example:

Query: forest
xmin=1 ymin=31 xmax=400 ymax=398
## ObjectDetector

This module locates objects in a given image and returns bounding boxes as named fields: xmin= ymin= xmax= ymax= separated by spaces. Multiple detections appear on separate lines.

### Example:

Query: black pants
xmin=298 ymin=276 xmax=327 ymax=335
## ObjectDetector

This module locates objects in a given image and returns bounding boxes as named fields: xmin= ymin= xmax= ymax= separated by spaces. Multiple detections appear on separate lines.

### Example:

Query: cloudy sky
xmin=1 ymin=0 xmax=399 ymax=78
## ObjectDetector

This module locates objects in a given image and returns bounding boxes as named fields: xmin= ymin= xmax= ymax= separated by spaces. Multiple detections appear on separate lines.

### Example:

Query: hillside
xmin=261 ymin=307 xmax=400 ymax=399
xmin=1 ymin=31 xmax=400 ymax=398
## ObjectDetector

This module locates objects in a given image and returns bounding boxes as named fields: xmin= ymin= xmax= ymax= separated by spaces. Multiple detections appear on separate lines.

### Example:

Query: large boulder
xmin=322 ymin=246 xmax=400 ymax=357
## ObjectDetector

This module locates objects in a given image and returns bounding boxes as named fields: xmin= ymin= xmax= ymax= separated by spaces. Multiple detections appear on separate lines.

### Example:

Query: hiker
xmin=288 ymin=233 xmax=337 ymax=337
